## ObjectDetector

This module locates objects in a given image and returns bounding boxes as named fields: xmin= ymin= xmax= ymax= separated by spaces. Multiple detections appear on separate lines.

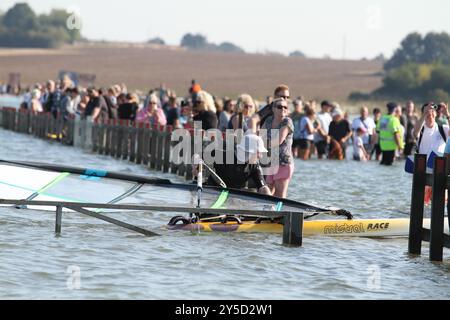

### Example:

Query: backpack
xmin=416 ymin=125 xmax=447 ymax=154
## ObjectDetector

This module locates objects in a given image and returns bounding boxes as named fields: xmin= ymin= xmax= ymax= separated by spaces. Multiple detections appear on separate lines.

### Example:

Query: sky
xmin=1 ymin=0 xmax=450 ymax=60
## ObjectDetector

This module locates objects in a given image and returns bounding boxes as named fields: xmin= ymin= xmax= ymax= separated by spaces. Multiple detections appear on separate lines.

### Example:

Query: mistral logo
xmin=170 ymin=122 xmax=280 ymax=175
xmin=66 ymin=6 xmax=82 ymax=31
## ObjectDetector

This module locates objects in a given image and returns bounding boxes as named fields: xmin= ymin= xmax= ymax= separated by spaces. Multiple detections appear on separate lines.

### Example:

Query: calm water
xmin=0 ymin=128 xmax=449 ymax=300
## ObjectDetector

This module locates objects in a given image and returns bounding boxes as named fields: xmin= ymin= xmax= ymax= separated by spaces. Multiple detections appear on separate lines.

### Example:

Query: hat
xmin=332 ymin=110 xmax=343 ymax=118
xmin=236 ymin=133 xmax=268 ymax=163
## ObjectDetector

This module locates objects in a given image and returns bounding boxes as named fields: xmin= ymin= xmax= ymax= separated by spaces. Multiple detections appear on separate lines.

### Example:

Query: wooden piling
xmin=156 ymin=125 xmax=164 ymax=171
xmin=55 ymin=205 xmax=63 ymax=235
xmin=143 ymin=124 xmax=151 ymax=165
xmin=282 ymin=212 xmax=303 ymax=247
xmin=163 ymin=126 xmax=172 ymax=173
xmin=150 ymin=125 xmax=158 ymax=169
xmin=429 ymin=157 xmax=446 ymax=262
xmin=136 ymin=123 xmax=144 ymax=164
xmin=129 ymin=122 xmax=137 ymax=162
xmin=408 ymin=154 xmax=427 ymax=255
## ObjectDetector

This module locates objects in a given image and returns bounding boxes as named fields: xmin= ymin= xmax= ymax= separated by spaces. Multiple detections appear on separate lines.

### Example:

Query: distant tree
xmin=217 ymin=42 xmax=244 ymax=53
xmin=289 ymin=50 xmax=306 ymax=58
xmin=384 ymin=32 xmax=450 ymax=70
xmin=180 ymin=33 xmax=208 ymax=50
xmin=39 ymin=9 xmax=81 ymax=43
xmin=3 ymin=3 xmax=38 ymax=30
xmin=427 ymin=88 xmax=450 ymax=103
xmin=372 ymin=53 xmax=386 ymax=62
xmin=0 ymin=4 xmax=81 ymax=47
xmin=264 ymin=50 xmax=285 ymax=57
xmin=148 ymin=37 xmax=165 ymax=45
xmin=426 ymin=65 xmax=450 ymax=92
xmin=422 ymin=32 xmax=450 ymax=65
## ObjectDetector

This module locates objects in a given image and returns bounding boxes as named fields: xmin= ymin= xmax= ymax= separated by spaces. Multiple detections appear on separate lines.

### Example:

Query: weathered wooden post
xmin=150 ymin=125 xmax=158 ymax=169
xmin=429 ymin=156 xmax=446 ymax=262
xmin=163 ymin=126 xmax=172 ymax=173
xmin=122 ymin=120 xmax=130 ymax=160
xmin=129 ymin=122 xmax=137 ymax=162
xmin=282 ymin=212 xmax=304 ymax=247
xmin=143 ymin=125 xmax=151 ymax=166
xmin=408 ymin=154 xmax=427 ymax=255
xmin=136 ymin=123 xmax=144 ymax=164
xmin=156 ymin=125 xmax=164 ymax=171
xmin=55 ymin=205 xmax=63 ymax=236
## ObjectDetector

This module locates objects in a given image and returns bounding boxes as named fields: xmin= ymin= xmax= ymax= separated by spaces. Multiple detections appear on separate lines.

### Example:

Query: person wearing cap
xmin=203 ymin=133 xmax=271 ymax=195
xmin=377 ymin=102 xmax=403 ymax=165
xmin=328 ymin=109 xmax=352 ymax=160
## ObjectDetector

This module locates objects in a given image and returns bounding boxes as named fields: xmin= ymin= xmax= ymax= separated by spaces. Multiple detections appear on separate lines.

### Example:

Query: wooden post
xmin=55 ymin=205 xmax=63 ymax=235
xmin=136 ymin=123 xmax=144 ymax=164
xmin=143 ymin=125 xmax=151 ymax=165
xmin=163 ymin=126 xmax=172 ymax=173
xmin=129 ymin=122 xmax=137 ymax=162
xmin=408 ymin=154 xmax=427 ymax=255
xmin=122 ymin=120 xmax=130 ymax=160
xmin=103 ymin=119 xmax=110 ymax=155
xmin=116 ymin=120 xmax=123 ymax=159
xmin=150 ymin=125 xmax=158 ymax=169
xmin=429 ymin=156 xmax=446 ymax=262
xmin=109 ymin=120 xmax=118 ymax=157
xmin=282 ymin=212 xmax=303 ymax=247
xmin=156 ymin=125 xmax=164 ymax=171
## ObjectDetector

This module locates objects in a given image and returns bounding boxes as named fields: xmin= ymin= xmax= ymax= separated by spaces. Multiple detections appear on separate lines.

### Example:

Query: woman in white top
xmin=30 ymin=88 xmax=43 ymax=114
xmin=298 ymin=105 xmax=320 ymax=160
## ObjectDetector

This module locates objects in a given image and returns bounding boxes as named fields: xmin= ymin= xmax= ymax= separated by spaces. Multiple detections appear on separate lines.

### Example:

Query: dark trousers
xmin=404 ymin=142 xmax=416 ymax=157
xmin=380 ymin=150 xmax=396 ymax=166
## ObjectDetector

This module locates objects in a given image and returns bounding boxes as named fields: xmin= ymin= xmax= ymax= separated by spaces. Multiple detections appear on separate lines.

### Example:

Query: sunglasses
xmin=244 ymin=104 xmax=253 ymax=109
xmin=276 ymin=105 xmax=289 ymax=110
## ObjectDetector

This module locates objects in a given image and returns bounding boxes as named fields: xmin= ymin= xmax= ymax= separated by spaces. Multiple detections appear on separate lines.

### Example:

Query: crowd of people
xmin=8 ymin=78 xmax=450 ymax=198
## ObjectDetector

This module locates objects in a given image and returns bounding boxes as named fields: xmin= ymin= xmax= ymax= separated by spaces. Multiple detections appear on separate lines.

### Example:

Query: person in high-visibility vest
xmin=376 ymin=102 xmax=403 ymax=165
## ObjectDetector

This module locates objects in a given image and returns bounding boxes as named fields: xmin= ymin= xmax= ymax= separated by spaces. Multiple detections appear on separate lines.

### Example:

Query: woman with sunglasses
xmin=261 ymin=98 xmax=294 ymax=198
xmin=193 ymin=92 xmax=218 ymax=131
xmin=136 ymin=93 xmax=167 ymax=126
xmin=228 ymin=94 xmax=255 ymax=131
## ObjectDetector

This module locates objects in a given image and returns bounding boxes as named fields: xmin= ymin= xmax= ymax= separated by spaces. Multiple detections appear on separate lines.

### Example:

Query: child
xmin=353 ymin=127 xmax=368 ymax=161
